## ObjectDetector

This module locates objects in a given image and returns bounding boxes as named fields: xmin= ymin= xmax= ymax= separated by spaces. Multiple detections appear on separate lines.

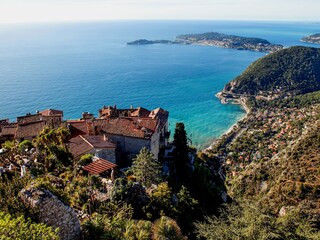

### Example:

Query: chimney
xmin=113 ymin=104 xmax=117 ymax=109
xmin=82 ymin=112 xmax=94 ymax=120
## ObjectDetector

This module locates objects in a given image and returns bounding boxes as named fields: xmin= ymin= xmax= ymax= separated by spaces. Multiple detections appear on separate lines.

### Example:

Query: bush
xmin=0 ymin=211 xmax=59 ymax=239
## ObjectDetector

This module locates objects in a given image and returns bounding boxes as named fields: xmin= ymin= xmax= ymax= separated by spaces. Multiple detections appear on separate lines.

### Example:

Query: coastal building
xmin=1 ymin=106 xmax=169 ymax=166
xmin=0 ymin=109 xmax=64 ymax=142
xmin=67 ymin=105 xmax=169 ymax=163
xmin=67 ymin=135 xmax=116 ymax=163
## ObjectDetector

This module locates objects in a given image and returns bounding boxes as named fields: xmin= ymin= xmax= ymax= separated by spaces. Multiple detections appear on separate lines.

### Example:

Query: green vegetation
xmin=33 ymin=126 xmax=72 ymax=173
xmin=131 ymin=147 xmax=162 ymax=187
xmin=176 ymin=32 xmax=283 ymax=52
xmin=177 ymin=32 xmax=271 ymax=45
xmin=0 ymin=211 xmax=59 ymax=240
xmin=173 ymin=122 xmax=189 ymax=178
xmin=225 ymin=46 xmax=320 ymax=95
xmin=1 ymin=47 xmax=320 ymax=238
xmin=195 ymin=202 xmax=320 ymax=240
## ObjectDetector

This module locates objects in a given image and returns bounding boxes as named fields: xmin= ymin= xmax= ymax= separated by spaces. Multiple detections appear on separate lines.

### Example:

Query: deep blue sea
xmin=0 ymin=20 xmax=319 ymax=148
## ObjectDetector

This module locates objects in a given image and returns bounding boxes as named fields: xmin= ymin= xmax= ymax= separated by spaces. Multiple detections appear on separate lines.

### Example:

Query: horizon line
xmin=0 ymin=18 xmax=319 ymax=25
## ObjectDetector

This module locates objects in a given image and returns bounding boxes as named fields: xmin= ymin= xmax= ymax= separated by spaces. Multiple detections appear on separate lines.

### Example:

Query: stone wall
xmin=106 ymin=133 xmax=151 ymax=158
xmin=93 ymin=148 xmax=116 ymax=164
xmin=20 ymin=187 xmax=81 ymax=240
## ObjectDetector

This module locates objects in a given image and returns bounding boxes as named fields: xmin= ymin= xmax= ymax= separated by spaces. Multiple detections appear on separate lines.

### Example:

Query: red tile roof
xmin=39 ymin=109 xmax=63 ymax=117
xmin=101 ymin=117 xmax=157 ymax=139
xmin=67 ymin=135 xmax=116 ymax=159
xmin=81 ymin=135 xmax=116 ymax=149
xmin=67 ymin=135 xmax=94 ymax=159
xmin=131 ymin=107 xmax=151 ymax=117
xmin=67 ymin=120 xmax=89 ymax=137
xmin=83 ymin=158 xmax=117 ymax=175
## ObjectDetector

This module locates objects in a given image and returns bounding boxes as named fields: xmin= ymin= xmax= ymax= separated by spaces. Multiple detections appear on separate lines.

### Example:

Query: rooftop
xmin=101 ymin=117 xmax=157 ymax=139
xmin=39 ymin=109 xmax=63 ymax=117
xmin=83 ymin=158 xmax=117 ymax=175
xmin=15 ymin=121 xmax=45 ymax=139
xmin=67 ymin=135 xmax=116 ymax=160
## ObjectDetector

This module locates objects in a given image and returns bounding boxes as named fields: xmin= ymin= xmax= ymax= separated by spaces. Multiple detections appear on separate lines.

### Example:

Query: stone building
xmin=0 ymin=109 xmax=63 ymax=142
xmin=67 ymin=135 xmax=117 ymax=163
xmin=67 ymin=106 xmax=169 ymax=163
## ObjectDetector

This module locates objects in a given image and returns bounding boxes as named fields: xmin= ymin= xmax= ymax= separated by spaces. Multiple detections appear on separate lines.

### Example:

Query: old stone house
xmin=67 ymin=106 xmax=169 ymax=163
xmin=0 ymin=109 xmax=63 ymax=142
xmin=67 ymin=135 xmax=116 ymax=163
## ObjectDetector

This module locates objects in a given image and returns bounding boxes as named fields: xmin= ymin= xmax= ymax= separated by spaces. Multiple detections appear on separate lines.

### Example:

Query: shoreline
xmin=204 ymin=92 xmax=250 ymax=152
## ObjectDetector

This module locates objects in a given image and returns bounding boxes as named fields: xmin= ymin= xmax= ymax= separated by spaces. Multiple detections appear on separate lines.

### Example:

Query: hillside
xmin=223 ymin=46 xmax=320 ymax=96
xmin=228 ymin=120 xmax=320 ymax=215
xmin=210 ymin=90 xmax=320 ymax=216
xmin=177 ymin=32 xmax=271 ymax=45
xmin=127 ymin=32 xmax=283 ymax=52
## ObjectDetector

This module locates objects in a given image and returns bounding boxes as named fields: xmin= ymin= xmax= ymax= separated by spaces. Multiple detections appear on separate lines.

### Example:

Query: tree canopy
xmin=225 ymin=46 xmax=320 ymax=95
xmin=131 ymin=147 xmax=162 ymax=187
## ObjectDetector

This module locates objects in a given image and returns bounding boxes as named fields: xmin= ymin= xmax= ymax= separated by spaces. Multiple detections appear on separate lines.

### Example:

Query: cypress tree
xmin=173 ymin=122 xmax=189 ymax=177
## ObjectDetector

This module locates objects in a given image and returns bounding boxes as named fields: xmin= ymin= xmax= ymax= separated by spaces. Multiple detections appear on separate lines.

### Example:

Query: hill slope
xmin=224 ymin=46 xmax=320 ymax=96
xmin=228 ymin=120 xmax=320 ymax=215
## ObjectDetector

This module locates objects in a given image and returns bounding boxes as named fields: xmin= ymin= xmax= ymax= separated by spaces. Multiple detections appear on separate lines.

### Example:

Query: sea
xmin=0 ymin=20 xmax=319 ymax=149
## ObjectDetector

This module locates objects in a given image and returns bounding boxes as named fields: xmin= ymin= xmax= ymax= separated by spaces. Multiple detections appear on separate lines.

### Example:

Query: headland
xmin=128 ymin=32 xmax=284 ymax=53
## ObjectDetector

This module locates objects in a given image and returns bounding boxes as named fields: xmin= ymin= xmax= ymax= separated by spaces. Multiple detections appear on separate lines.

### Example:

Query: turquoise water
xmin=0 ymin=21 xmax=319 ymax=148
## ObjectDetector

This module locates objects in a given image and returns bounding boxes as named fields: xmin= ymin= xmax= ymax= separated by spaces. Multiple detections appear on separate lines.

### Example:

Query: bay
xmin=0 ymin=20 xmax=319 ymax=148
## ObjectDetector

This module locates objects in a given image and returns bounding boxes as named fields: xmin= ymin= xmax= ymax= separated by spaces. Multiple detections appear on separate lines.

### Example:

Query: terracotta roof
xmin=83 ymin=158 xmax=117 ymax=175
xmin=15 ymin=121 xmax=45 ymax=139
xmin=101 ymin=117 xmax=157 ymax=139
xmin=149 ymin=108 xmax=169 ymax=120
xmin=1 ymin=124 xmax=17 ymax=136
xmin=81 ymin=135 xmax=116 ymax=149
xmin=130 ymin=107 xmax=151 ymax=117
xmin=39 ymin=109 xmax=63 ymax=117
xmin=67 ymin=135 xmax=93 ymax=159
xmin=17 ymin=114 xmax=42 ymax=124
xmin=68 ymin=135 xmax=116 ymax=159
xmin=67 ymin=120 xmax=89 ymax=137
xmin=149 ymin=108 xmax=169 ymax=129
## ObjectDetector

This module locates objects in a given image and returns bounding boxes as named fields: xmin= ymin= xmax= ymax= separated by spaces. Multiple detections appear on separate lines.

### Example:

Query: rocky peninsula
xmin=301 ymin=33 xmax=320 ymax=44
xmin=127 ymin=32 xmax=284 ymax=53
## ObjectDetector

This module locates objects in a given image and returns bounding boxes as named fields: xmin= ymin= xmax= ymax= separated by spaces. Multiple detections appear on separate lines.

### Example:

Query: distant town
xmin=127 ymin=32 xmax=284 ymax=53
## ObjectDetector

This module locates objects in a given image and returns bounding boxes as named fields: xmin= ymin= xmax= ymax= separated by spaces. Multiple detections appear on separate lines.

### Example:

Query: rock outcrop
xmin=20 ymin=186 xmax=81 ymax=240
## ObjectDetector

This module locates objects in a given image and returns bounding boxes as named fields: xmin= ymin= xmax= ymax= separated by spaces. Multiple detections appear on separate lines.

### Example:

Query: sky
xmin=0 ymin=0 xmax=319 ymax=23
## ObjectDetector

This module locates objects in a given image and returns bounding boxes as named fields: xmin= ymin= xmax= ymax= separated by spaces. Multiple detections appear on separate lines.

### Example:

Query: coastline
xmin=204 ymin=92 xmax=250 ymax=152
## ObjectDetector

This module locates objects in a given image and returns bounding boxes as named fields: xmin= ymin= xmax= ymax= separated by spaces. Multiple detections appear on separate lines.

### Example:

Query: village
xmin=208 ymin=96 xmax=320 ymax=179
xmin=0 ymin=105 xmax=170 ymax=178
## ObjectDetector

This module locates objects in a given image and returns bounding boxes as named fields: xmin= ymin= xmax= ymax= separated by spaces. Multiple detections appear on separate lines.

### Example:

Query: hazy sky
xmin=1 ymin=0 xmax=319 ymax=23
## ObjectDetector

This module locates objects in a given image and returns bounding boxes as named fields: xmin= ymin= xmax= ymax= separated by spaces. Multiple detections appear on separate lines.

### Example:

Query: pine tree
xmin=131 ymin=148 xmax=162 ymax=187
